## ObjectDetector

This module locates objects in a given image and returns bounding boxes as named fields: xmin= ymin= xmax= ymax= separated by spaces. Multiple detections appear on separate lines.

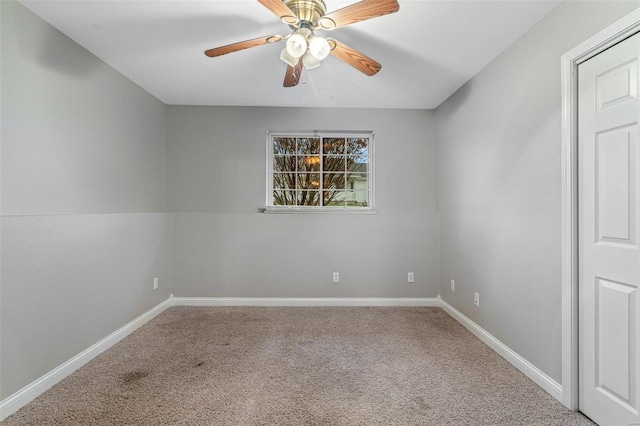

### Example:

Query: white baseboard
xmin=170 ymin=296 xmax=440 ymax=307
xmin=0 ymin=298 xmax=172 ymax=421
xmin=438 ymin=296 xmax=563 ymax=403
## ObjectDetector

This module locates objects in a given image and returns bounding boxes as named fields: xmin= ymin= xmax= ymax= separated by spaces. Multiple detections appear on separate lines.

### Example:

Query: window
xmin=266 ymin=131 xmax=374 ymax=213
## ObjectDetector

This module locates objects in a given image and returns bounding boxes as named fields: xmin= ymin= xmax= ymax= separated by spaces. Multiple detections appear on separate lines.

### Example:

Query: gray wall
xmin=167 ymin=106 xmax=439 ymax=297
xmin=0 ymin=1 xmax=172 ymax=399
xmin=435 ymin=1 xmax=639 ymax=384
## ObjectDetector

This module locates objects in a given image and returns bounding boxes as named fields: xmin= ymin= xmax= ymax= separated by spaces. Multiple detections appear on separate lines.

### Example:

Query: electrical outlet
xmin=332 ymin=272 xmax=340 ymax=283
xmin=153 ymin=277 xmax=158 ymax=290
xmin=474 ymin=292 xmax=480 ymax=307
xmin=407 ymin=272 xmax=415 ymax=283
xmin=451 ymin=279 xmax=455 ymax=291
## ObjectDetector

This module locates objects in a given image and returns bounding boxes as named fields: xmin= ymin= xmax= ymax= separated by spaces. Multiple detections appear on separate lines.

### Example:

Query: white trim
xmin=0 ymin=298 xmax=173 ymax=421
xmin=266 ymin=131 xmax=375 ymax=211
xmin=170 ymin=296 xmax=439 ymax=307
xmin=263 ymin=207 xmax=376 ymax=214
xmin=438 ymin=296 xmax=563 ymax=403
xmin=561 ymin=9 xmax=640 ymax=411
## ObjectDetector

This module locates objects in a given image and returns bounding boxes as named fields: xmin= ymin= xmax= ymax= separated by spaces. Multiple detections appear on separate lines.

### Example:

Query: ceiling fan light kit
xmin=282 ymin=32 xmax=330 ymax=69
xmin=280 ymin=48 xmax=300 ymax=67
xmin=308 ymin=36 xmax=330 ymax=60
xmin=204 ymin=0 xmax=400 ymax=87
xmin=285 ymin=33 xmax=308 ymax=58
xmin=302 ymin=50 xmax=322 ymax=69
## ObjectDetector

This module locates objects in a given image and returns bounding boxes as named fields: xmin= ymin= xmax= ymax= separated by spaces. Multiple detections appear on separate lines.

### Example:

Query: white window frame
xmin=265 ymin=130 xmax=376 ymax=214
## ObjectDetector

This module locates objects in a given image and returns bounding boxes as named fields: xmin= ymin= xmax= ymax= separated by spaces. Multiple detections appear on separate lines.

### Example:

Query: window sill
xmin=263 ymin=206 xmax=376 ymax=215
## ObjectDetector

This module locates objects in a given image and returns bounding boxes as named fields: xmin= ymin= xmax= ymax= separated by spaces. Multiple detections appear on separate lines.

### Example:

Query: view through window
xmin=267 ymin=132 xmax=373 ymax=210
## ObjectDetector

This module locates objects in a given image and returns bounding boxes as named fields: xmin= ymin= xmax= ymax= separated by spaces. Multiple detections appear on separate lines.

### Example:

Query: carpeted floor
xmin=2 ymin=307 xmax=594 ymax=425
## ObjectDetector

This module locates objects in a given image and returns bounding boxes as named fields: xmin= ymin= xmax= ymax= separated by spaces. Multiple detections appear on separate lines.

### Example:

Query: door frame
xmin=561 ymin=8 xmax=640 ymax=411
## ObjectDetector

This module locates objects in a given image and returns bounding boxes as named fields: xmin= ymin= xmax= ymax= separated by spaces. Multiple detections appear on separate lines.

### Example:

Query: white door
xmin=579 ymin=31 xmax=640 ymax=426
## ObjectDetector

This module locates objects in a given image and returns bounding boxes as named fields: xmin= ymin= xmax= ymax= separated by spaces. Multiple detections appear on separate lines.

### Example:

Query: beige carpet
xmin=2 ymin=307 xmax=593 ymax=425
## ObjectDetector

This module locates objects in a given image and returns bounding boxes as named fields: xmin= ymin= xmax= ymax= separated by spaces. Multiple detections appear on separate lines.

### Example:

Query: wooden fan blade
xmin=328 ymin=39 xmax=381 ymax=76
xmin=204 ymin=35 xmax=282 ymax=57
xmin=283 ymin=60 xmax=303 ymax=87
xmin=257 ymin=0 xmax=298 ymax=24
xmin=319 ymin=0 xmax=399 ymax=30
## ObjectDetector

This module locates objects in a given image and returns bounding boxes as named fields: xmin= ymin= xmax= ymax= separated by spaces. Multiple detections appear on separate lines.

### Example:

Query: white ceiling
xmin=19 ymin=0 xmax=561 ymax=109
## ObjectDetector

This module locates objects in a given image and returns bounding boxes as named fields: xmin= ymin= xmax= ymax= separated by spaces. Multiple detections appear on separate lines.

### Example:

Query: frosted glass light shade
xmin=280 ymin=48 xmax=299 ymax=67
xmin=302 ymin=50 xmax=321 ymax=70
xmin=286 ymin=34 xmax=308 ymax=58
xmin=309 ymin=36 xmax=330 ymax=60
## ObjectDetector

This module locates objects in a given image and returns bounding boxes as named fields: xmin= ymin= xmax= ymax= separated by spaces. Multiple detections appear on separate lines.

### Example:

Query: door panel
xmin=596 ymin=125 xmax=636 ymax=244
xmin=596 ymin=59 xmax=637 ymax=111
xmin=579 ymin=31 xmax=640 ymax=426
xmin=596 ymin=278 xmax=636 ymax=408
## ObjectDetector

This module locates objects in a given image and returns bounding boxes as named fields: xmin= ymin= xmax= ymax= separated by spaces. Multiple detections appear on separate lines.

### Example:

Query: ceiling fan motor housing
xmin=284 ymin=0 xmax=326 ymax=27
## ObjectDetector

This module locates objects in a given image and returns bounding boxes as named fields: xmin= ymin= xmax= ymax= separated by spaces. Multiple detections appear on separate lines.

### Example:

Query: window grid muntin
xmin=268 ymin=132 xmax=373 ymax=209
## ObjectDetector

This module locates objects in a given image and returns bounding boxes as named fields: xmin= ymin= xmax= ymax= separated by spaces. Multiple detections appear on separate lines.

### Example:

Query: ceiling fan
xmin=204 ymin=0 xmax=400 ymax=87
